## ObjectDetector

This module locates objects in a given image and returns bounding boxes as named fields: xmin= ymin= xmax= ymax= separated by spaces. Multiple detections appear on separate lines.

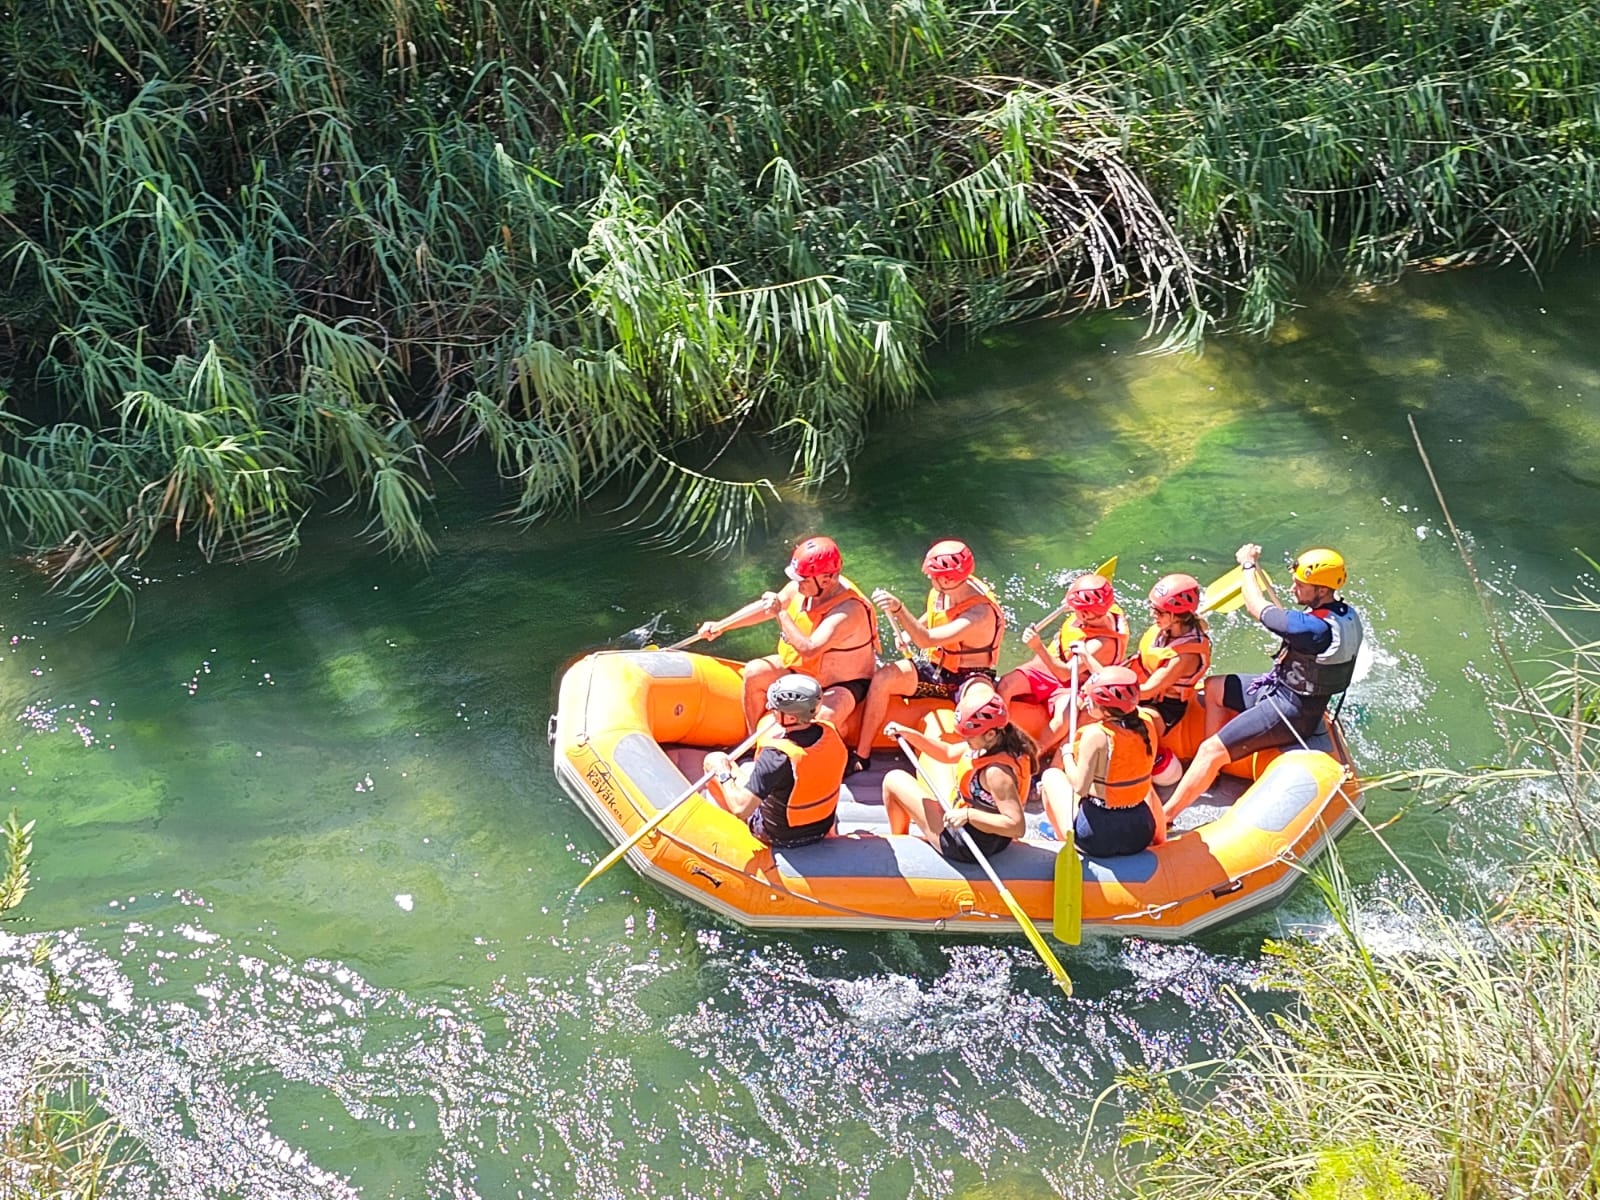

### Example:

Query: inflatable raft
xmin=549 ymin=649 xmax=1364 ymax=940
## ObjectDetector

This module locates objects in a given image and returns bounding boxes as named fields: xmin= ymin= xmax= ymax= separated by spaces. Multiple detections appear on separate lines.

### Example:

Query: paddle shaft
xmin=883 ymin=606 xmax=916 ymax=659
xmin=575 ymin=722 xmax=767 ymax=892
xmin=1198 ymin=563 xmax=1274 ymax=617
xmin=1027 ymin=555 xmax=1119 ymax=643
xmin=895 ymin=736 xmax=1073 ymax=997
xmin=1054 ymin=657 xmax=1084 ymax=945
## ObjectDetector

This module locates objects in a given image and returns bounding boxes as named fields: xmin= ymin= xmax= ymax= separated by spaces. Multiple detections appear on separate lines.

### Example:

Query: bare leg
xmin=740 ymin=655 xmax=786 ymax=732
xmin=883 ymin=771 xmax=945 ymax=845
xmin=1163 ymin=735 xmax=1231 ymax=823
xmin=1037 ymin=691 xmax=1083 ymax=760
xmin=1146 ymin=789 xmax=1168 ymax=845
xmin=1201 ymin=674 xmax=1233 ymax=738
xmin=881 ymin=770 xmax=923 ymax=835
xmin=819 ymin=685 xmax=859 ymax=742
xmin=853 ymin=659 xmax=919 ymax=760
xmin=1040 ymin=766 xmax=1078 ymax=840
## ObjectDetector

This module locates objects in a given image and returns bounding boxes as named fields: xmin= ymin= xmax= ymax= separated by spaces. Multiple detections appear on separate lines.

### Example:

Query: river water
xmin=2 ymin=260 xmax=1597 ymax=1197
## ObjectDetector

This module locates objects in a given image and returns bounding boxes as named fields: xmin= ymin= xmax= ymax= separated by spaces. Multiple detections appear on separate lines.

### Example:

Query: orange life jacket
xmin=1055 ymin=605 xmax=1130 ymax=667
xmin=925 ymin=577 xmax=1005 ymax=671
xmin=777 ymin=576 xmax=876 ymax=676
xmin=755 ymin=721 xmax=847 ymax=831
xmin=1128 ymin=624 xmax=1211 ymax=700
xmin=1071 ymin=710 xmax=1158 ymax=809
xmin=955 ymin=749 xmax=1032 ymax=814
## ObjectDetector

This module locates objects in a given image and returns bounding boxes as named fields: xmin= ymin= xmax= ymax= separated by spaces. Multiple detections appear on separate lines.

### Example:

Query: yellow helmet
xmin=1291 ymin=547 xmax=1347 ymax=589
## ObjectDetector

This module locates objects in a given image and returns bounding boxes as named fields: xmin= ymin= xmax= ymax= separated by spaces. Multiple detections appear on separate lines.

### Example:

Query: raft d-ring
xmin=546 ymin=714 xmax=558 ymax=746
xmin=1210 ymin=878 xmax=1245 ymax=899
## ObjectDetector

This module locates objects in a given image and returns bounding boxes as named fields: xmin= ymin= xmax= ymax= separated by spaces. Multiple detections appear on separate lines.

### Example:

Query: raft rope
xmin=1109 ymin=703 xmax=1363 ymax=922
xmin=647 ymin=819 xmax=1033 ymax=929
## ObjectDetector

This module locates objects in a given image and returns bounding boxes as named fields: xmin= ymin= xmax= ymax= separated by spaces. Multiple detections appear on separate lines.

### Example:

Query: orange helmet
xmin=786 ymin=535 xmax=842 ymax=581
xmin=1083 ymin=666 xmax=1141 ymax=713
xmin=1065 ymin=573 xmax=1115 ymax=616
xmin=921 ymin=539 xmax=975 ymax=582
xmin=1149 ymin=573 xmax=1202 ymax=615
xmin=954 ymin=685 xmax=1009 ymax=736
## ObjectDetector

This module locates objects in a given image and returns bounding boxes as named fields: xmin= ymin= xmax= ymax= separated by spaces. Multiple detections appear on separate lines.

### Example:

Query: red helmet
xmin=1065 ymin=572 xmax=1115 ymax=616
xmin=786 ymin=535 xmax=842 ymax=581
xmin=921 ymin=539 xmax=975 ymax=582
xmin=954 ymin=684 xmax=1009 ymax=736
xmin=1149 ymin=573 xmax=1201 ymax=614
xmin=1083 ymin=666 xmax=1141 ymax=713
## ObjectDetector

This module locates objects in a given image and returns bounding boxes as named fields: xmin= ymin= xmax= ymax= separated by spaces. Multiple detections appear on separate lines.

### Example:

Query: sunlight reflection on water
xmin=2 ymin=915 xmax=1282 ymax=1199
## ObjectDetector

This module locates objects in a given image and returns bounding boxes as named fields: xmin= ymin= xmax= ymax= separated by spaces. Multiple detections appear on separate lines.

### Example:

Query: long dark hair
xmin=988 ymin=723 xmax=1040 ymax=777
xmin=1105 ymin=707 xmax=1153 ymax=757
xmin=1167 ymin=612 xmax=1209 ymax=639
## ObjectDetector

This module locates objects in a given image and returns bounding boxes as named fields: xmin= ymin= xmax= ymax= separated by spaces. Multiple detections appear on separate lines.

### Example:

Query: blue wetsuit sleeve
xmin=1259 ymin=605 xmax=1333 ymax=654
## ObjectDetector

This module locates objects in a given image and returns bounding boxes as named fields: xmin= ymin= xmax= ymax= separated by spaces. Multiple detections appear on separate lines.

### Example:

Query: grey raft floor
xmin=664 ymin=743 xmax=1257 ymax=842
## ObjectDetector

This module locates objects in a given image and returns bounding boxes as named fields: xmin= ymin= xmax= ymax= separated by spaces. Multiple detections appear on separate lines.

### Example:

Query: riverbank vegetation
xmin=1118 ymin=588 xmax=1600 ymax=1199
xmin=3 ymin=0 xmax=1598 ymax=606
xmin=2 ymin=811 xmax=125 ymax=1195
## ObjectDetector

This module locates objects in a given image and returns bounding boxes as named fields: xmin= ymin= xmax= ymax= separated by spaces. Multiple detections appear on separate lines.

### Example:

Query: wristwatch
xmin=1242 ymin=563 xmax=1258 ymax=571
xmin=715 ymin=770 xmax=734 ymax=784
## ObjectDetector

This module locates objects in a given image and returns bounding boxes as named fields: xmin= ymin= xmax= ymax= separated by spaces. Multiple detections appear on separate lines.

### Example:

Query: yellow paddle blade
xmin=1199 ymin=565 xmax=1242 ymax=613
xmin=1052 ymin=832 xmax=1082 ymax=945
xmin=1094 ymin=555 xmax=1118 ymax=582
xmin=1199 ymin=564 xmax=1273 ymax=615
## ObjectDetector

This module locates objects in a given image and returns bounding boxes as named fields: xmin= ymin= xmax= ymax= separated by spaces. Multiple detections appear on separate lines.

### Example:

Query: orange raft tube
xmin=549 ymin=649 xmax=1365 ymax=940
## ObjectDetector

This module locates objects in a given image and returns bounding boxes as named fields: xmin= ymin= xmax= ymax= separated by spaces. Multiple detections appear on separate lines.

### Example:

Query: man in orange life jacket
xmin=849 ymin=538 xmax=1005 ymax=774
xmin=1164 ymin=544 xmax=1363 ymax=824
xmin=705 ymin=674 xmax=847 ymax=848
xmin=696 ymin=535 xmax=878 ymax=733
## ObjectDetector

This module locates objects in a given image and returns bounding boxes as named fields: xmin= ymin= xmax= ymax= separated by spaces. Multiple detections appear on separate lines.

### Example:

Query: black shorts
xmin=1074 ymin=798 xmax=1156 ymax=858
xmin=1150 ymin=694 xmax=1190 ymax=730
xmin=750 ymin=809 xmax=835 ymax=848
xmin=938 ymin=824 xmax=1013 ymax=863
xmin=1215 ymin=675 xmax=1327 ymax=758
xmin=912 ymin=662 xmax=996 ymax=700
xmin=829 ymin=677 xmax=871 ymax=705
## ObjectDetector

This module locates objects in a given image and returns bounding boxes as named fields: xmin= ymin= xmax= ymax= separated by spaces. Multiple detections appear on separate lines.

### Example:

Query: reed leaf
xmin=2 ymin=0 xmax=1597 ymax=599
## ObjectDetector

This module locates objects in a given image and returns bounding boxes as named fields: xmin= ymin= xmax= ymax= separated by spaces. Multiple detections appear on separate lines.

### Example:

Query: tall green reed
xmin=2 ymin=0 xmax=1597 ymax=609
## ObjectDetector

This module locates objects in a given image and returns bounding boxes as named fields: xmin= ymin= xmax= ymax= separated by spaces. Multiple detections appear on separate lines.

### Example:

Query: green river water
xmin=2 ymin=259 xmax=1598 ymax=1198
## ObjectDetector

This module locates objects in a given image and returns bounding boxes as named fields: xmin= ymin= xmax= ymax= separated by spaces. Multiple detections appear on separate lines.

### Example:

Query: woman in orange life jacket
xmin=696 ymin=535 xmax=878 ymax=734
xmin=1128 ymin=573 xmax=1212 ymax=735
xmin=997 ymin=572 xmax=1128 ymax=755
xmin=706 ymin=674 xmax=847 ymax=848
xmin=1042 ymin=666 xmax=1163 ymax=857
xmin=849 ymin=538 xmax=1006 ymax=773
xmin=879 ymin=682 xmax=1038 ymax=863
